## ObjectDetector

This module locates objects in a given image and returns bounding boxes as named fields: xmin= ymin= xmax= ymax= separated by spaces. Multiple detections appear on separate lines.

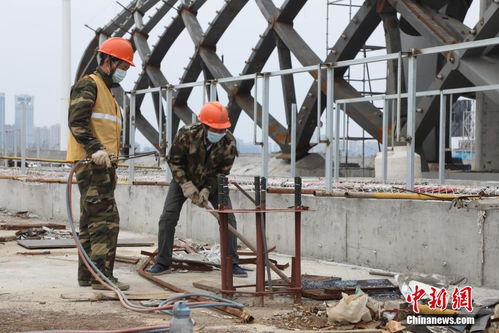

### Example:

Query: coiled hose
xmin=34 ymin=157 xmax=244 ymax=333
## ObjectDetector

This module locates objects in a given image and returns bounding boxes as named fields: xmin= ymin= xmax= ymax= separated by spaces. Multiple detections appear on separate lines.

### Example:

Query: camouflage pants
xmin=75 ymin=163 xmax=119 ymax=283
xmin=157 ymin=179 xmax=239 ymax=267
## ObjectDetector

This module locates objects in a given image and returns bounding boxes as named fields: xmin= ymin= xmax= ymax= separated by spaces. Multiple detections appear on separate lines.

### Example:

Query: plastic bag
xmin=201 ymin=244 xmax=220 ymax=265
xmin=327 ymin=293 xmax=372 ymax=323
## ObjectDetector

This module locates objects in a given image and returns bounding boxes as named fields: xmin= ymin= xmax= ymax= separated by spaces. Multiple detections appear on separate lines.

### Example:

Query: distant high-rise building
xmin=35 ymin=124 xmax=61 ymax=151
xmin=49 ymin=124 xmax=61 ymax=150
xmin=4 ymin=124 xmax=16 ymax=154
xmin=0 ymin=93 xmax=5 ymax=151
xmin=14 ymin=95 xmax=35 ymax=149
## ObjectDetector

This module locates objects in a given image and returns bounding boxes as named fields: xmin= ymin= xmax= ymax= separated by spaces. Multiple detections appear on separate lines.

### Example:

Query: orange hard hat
xmin=98 ymin=37 xmax=135 ymax=67
xmin=198 ymin=102 xmax=231 ymax=129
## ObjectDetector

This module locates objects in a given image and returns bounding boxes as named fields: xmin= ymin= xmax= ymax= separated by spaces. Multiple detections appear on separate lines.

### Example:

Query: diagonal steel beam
xmin=459 ymin=55 xmax=499 ymax=95
xmin=325 ymin=0 xmax=380 ymax=67
xmin=232 ymin=0 xmax=306 ymax=128
xmin=176 ymin=0 xmax=248 ymax=105
xmin=276 ymin=36 xmax=297 ymax=128
xmin=381 ymin=8 xmax=407 ymax=141
xmin=463 ymin=3 xmax=499 ymax=57
xmin=75 ymin=37 xmax=99 ymax=81
xmin=386 ymin=0 xmax=465 ymax=47
xmin=142 ymin=0 xmax=176 ymax=34
xmin=76 ymin=0 xmax=158 ymax=80
xmin=237 ymin=0 xmax=306 ymax=88
xmin=413 ymin=66 xmax=470 ymax=142
xmin=256 ymin=0 xmax=383 ymax=144
xmin=129 ymin=0 xmax=202 ymax=149
xmin=399 ymin=1 xmax=499 ymax=143
xmin=174 ymin=0 xmax=249 ymax=138
xmin=180 ymin=4 xmax=288 ymax=148
xmin=131 ymin=1 xmax=197 ymax=141
xmin=380 ymin=10 xmax=405 ymax=95
xmin=293 ymin=0 xmax=381 ymax=154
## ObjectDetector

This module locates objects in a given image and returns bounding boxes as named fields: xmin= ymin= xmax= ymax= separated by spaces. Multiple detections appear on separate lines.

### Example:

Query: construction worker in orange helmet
xmin=148 ymin=102 xmax=248 ymax=277
xmin=66 ymin=37 xmax=134 ymax=291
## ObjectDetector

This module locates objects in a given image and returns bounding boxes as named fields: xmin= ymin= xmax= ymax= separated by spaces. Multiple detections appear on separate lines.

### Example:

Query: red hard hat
xmin=98 ymin=37 xmax=135 ymax=67
xmin=198 ymin=102 xmax=231 ymax=129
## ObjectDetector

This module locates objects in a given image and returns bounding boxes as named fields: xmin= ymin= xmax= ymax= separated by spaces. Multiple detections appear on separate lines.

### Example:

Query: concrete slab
xmin=2 ymin=211 xmax=499 ymax=331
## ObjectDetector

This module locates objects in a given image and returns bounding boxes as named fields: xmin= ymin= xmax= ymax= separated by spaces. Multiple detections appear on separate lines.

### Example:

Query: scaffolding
xmin=326 ymin=0 xmax=385 ymax=174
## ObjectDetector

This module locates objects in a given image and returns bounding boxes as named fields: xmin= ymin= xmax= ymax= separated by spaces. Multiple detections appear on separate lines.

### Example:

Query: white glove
xmin=197 ymin=188 xmax=210 ymax=208
xmin=180 ymin=181 xmax=200 ymax=202
xmin=91 ymin=150 xmax=112 ymax=168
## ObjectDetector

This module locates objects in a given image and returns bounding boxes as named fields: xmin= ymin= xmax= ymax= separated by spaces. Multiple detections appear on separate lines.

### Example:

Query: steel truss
xmin=75 ymin=0 xmax=499 ymax=163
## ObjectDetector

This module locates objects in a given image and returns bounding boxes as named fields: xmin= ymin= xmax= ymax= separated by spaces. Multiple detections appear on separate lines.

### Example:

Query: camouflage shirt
xmin=167 ymin=123 xmax=238 ymax=193
xmin=68 ymin=68 xmax=115 ymax=155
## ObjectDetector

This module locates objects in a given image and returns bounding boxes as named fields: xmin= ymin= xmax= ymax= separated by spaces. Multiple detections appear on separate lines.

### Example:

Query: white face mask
xmin=112 ymin=68 xmax=127 ymax=83
xmin=207 ymin=130 xmax=226 ymax=143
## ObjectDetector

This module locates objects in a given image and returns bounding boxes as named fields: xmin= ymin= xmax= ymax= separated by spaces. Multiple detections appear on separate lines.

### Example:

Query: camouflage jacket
xmin=167 ymin=123 xmax=238 ymax=193
xmin=68 ymin=68 xmax=116 ymax=155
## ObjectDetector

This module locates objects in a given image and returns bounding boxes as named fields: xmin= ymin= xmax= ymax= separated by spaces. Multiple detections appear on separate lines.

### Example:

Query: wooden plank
xmin=115 ymin=255 xmax=140 ymax=264
xmin=302 ymin=289 xmax=337 ymax=300
xmin=60 ymin=291 xmax=181 ymax=301
xmin=193 ymin=280 xmax=221 ymax=294
xmin=0 ymin=223 xmax=66 ymax=230
xmin=314 ymin=326 xmax=387 ymax=333
xmin=238 ymin=245 xmax=276 ymax=256
xmin=16 ymin=251 xmax=51 ymax=256
xmin=0 ymin=235 xmax=17 ymax=242
xmin=17 ymin=239 xmax=154 ymax=249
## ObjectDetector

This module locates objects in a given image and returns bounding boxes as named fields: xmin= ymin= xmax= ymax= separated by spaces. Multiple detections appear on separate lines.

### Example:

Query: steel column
xmin=382 ymin=99 xmax=389 ymax=181
xmin=396 ymin=53 xmax=402 ymax=142
xmin=122 ymin=91 xmax=127 ymax=149
xmin=333 ymin=101 xmax=341 ymax=182
xmin=159 ymin=88 xmax=164 ymax=148
xmin=291 ymin=103 xmax=297 ymax=178
xmin=406 ymin=56 xmax=417 ymax=189
xmin=210 ymin=81 xmax=217 ymax=101
xmin=166 ymin=88 xmax=173 ymax=182
xmin=439 ymin=92 xmax=446 ymax=184
xmin=128 ymin=93 xmax=136 ymax=182
xmin=325 ymin=67 xmax=334 ymax=191
xmin=261 ymin=74 xmax=270 ymax=180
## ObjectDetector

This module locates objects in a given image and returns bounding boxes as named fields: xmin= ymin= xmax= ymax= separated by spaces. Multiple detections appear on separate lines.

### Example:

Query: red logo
xmin=406 ymin=284 xmax=473 ymax=313
xmin=428 ymin=287 xmax=448 ymax=310
xmin=451 ymin=286 xmax=473 ymax=312
xmin=406 ymin=285 xmax=426 ymax=313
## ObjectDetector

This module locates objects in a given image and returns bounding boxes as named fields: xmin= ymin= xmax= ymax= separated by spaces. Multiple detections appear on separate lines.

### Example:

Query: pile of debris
xmin=0 ymin=209 xmax=68 ymax=243
xmin=0 ymin=208 xmax=39 ymax=219
xmin=15 ymin=226 xmax=72 ymax=241
xmin=269 ymin=295 xmax=404 ymax=331
xmin=267 ymin=272 xmax=499 ymax=332
xmin=139 ymin=238 xmax=223 ymax=272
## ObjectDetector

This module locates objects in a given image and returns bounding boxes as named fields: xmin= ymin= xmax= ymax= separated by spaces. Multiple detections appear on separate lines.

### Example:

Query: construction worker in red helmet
xmin=67 ymin=37 xmax=134 ymax=290
xmin=148 ymin=102 xmax=248 ymax=277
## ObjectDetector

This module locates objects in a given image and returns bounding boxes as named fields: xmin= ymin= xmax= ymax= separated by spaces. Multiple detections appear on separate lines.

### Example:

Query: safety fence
xmin=124 ymin=36 xmax=499 ymax=191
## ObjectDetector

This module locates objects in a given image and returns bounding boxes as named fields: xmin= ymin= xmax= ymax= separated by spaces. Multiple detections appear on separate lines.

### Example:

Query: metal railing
xmin=124 ymin=36 xmax=499 ymax=189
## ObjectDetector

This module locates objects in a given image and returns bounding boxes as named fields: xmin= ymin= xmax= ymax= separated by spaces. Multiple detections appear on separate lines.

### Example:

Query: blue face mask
xmin=207 ymin=130 xmax=226 ymax=143
xmin=112 ymin=68 xmax=127 ymax=83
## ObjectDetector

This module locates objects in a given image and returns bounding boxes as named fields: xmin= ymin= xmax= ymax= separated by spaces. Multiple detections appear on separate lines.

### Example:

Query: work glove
xmin=196 ymin=188 xmax=210 ymax=208
xmin=181 ymin=181 xmax=200 ymax=202
xmin=91 ymin=150 xmax=112 ymax=168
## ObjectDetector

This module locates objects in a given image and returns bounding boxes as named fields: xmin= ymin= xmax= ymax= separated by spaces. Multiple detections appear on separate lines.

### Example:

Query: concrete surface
xmin=1 ymin=177 xmax=499 ymax=290
xmin=0 ymin=212 xmax=400 ymax=332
